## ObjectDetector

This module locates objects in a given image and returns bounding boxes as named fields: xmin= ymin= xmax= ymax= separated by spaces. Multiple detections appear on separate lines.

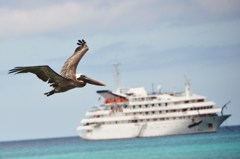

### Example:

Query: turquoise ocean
xmin=1 ymin=126 xmax=240 ymax=159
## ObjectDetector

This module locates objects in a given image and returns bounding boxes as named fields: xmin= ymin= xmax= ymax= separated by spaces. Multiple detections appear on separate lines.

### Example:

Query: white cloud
xmin=0 ymin=1 xmax=150 ymax=37
xmin=1 ymin=0 xmax=239 ymax=39
xmin=0 ymin=2 xmax=91 ymax=37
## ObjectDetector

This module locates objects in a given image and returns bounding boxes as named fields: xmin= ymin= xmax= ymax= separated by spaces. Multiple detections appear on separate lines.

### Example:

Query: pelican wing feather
xmin=8 ymin=65 xmax=69 ymax=87
xmin=60 ymin=39 xmax=88 ymax=80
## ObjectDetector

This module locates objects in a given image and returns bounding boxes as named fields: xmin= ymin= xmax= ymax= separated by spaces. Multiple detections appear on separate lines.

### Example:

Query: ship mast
xmin=185 ymin=79 xmax=191 ymax=97
xmin=112 ymin=62 xmax=122 ymax=92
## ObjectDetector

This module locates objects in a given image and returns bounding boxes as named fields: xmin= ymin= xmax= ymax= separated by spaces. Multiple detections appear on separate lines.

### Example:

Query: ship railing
xmin=148 ymin=91 xmax=186 ymax=97
xmin=89 ymin=105 xmax=111 ymax=112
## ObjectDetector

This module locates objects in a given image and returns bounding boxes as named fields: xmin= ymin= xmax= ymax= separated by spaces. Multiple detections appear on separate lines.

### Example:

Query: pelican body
xmin=9 ymin=39 xmax=105 ymax=96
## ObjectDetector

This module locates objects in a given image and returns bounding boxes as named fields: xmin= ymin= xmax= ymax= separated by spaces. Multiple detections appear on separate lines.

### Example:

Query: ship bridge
xmin=97 ymin=90 xmax=128 ymax=104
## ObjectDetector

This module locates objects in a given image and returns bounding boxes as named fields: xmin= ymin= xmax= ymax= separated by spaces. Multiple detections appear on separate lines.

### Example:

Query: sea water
xmin=0 ymin=126 xmax=240 ymax=159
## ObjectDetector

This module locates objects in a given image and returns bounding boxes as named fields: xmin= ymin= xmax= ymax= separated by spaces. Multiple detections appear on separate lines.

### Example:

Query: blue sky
xmin=0 ymin=0 xmax=240 ymax=141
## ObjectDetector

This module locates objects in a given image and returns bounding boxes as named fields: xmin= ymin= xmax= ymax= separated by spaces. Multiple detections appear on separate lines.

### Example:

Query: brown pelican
xmin=8 ymin=39 xmax=105 ymax=96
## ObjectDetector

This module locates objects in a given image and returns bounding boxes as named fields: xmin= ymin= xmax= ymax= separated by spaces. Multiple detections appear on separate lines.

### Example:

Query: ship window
xmin=165 ymin=103 xmax=168 ymax=106
xmin=182 ymin=108 xmax=188 ymax=112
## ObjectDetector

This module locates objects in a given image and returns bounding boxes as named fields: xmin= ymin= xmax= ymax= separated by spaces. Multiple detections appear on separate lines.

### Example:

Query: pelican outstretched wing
xmin=8 ymin=65 xmax=69 ymax=87
xmin=60 ymin=39 xmax=89 ymax=80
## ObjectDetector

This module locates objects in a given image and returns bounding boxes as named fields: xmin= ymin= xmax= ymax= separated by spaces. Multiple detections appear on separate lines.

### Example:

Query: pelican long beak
xmin=77 ymin=75 xmax=106 ymax=86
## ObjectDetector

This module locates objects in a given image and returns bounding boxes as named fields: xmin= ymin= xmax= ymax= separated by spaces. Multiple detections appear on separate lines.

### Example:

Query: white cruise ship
xmin=77 ymin=65 xmax=230 ymax=140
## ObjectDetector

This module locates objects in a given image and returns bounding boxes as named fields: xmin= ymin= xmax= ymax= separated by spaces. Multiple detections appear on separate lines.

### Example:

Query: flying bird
xmin=8 ymin=39 xmax=106 ymax=96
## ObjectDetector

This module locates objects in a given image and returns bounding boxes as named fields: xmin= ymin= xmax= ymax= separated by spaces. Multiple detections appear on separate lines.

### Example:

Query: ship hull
xmin=77 ymin=115 xmax=230 ymax=140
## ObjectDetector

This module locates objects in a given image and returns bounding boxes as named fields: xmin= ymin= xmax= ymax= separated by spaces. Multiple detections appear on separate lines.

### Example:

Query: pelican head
xmin=76 ymin=73 xmax=82 ymax=79
xmin=76 ymin=74 xmax=105 ymax=86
